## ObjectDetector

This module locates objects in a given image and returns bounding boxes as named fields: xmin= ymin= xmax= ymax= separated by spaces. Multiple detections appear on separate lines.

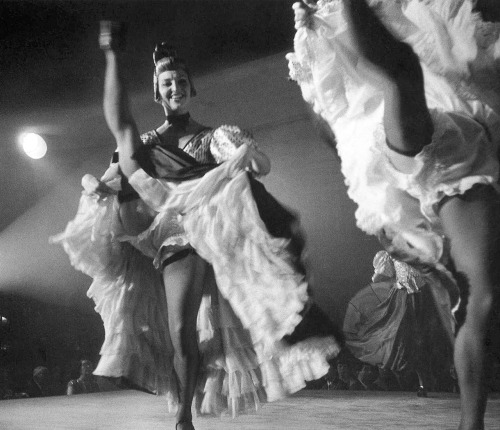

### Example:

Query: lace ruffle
xmin=180 ymin=166 xmax=309 ymax=352
xmin=210 ymin=125 xmax=258 ymax=164
xmin=49 ymin=195 xmax=125 ymax=279
xmin=380 ymin=110 xmax=498 ymax=220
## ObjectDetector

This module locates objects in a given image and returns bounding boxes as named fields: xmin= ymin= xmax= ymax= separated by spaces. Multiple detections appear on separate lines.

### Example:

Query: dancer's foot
xmin=416 ymin=386 xmax=427 ymax=398
xmin=176 ymin=421 xmax=195 ymax=430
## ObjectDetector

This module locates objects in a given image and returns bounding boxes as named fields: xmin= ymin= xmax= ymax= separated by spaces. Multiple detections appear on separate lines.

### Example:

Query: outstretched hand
xmin=81 ymin=174 xmax=117 ymax=201
xmin=225 ymin=143 xmax=270 ymax=178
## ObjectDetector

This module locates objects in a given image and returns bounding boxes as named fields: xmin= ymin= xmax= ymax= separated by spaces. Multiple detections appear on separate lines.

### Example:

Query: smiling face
xmin=157 ymin=69 xmax=192 ymax=115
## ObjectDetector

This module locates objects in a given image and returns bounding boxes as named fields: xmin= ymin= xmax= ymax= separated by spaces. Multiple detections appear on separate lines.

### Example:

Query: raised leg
xmin=100 ymin=21 xmax=142 ymax=178
xmin=342 ymin=0 xmax=434 ymax=154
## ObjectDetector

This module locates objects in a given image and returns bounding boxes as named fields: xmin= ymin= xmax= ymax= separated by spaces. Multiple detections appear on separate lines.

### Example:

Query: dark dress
xmin=343 ymin=252 xmax=454 ymax=380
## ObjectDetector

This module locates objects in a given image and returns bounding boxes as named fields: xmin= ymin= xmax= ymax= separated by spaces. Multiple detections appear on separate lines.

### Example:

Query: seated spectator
xmin=66 ymin=359 xmax=100 ymax=395
xmin=26 ymin=366 xmax=51 ymax=398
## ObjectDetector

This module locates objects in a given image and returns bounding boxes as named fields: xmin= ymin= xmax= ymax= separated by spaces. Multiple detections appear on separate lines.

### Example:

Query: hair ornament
xmin=153 ymin=42 xmax=178 ymax=66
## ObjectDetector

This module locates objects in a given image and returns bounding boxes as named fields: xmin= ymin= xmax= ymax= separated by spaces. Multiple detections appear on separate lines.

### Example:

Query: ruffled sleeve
xmin=371 ymin=250 xmax=395 ymax=282
xmin=209 ymin=125 xmax=258 ymax=163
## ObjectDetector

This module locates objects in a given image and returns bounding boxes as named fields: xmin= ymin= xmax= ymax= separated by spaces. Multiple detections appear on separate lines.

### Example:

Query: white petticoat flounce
xmin=287 ymin=0 xmax=500 ymax=266
xmin=53 ymin=161 xmax=340 ymax=417
xmin=129 ymin=162 xmax=341 ymax=404
xmin=180 ymin=165 xmax=309 ymax=350
xmin=50 ymin=165 xmax=178 ymax=400
xmin=180 ymin=165 xmax=342 ymax=397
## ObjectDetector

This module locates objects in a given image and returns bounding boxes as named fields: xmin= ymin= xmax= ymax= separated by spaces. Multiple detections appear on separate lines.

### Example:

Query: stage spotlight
xmin=19 ymin=132 xmax=47 ymax=159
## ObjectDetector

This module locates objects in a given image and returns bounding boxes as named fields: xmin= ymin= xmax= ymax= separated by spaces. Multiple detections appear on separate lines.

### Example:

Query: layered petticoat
xmin=287 ymin=0 xmax=500 ymax=267
xmin=52 ymin=147 xmax=340 ymax=416
xmin=50 ymin=166 xmax=176 ymax=399
xmin=127 ymin=160 xmax=341 ymax=403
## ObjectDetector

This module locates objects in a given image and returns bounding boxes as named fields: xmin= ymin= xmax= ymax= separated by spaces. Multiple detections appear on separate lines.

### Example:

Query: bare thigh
xmin=162 ymin=252 xmax=207 ymax=352
xmin=438 ymin=185 xmax=500 ymax=325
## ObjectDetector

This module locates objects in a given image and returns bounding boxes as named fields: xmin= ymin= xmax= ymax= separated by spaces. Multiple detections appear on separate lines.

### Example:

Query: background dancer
xmin=344 ymin=250 xmax=455 ymax=397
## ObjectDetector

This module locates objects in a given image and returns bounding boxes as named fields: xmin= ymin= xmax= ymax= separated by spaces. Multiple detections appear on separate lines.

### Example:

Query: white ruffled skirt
xmin=52 ymin=161 xmax=340 ymax=417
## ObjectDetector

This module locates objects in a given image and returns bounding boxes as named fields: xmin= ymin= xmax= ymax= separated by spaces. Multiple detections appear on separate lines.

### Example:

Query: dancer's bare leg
xmin=439 ymin=186 xmax=500 ymax=430
xmin=163 ymin=253 xmax=207 ymax=429
xmin=342 ymin=0 xmax=434 ymax=154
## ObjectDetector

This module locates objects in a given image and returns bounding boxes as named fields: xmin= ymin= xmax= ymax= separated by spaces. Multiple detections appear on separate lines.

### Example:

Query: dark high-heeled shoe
xmin=176 ymin=420 xmax=195 ymax=430
xmin=417 ymin=386 xmax=428 ymax=397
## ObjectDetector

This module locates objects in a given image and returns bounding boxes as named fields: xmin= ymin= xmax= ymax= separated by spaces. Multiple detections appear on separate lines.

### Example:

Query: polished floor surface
xmin=1 ymin=389 xmax=499 ymax=430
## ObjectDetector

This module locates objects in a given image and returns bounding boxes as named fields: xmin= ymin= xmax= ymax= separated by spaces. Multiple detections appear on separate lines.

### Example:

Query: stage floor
xmin=1 ymin=390 xmax=499 ymax=430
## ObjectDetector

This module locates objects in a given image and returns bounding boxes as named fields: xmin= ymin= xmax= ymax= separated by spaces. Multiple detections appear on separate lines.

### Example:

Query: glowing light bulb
xmin=19 ymin=133 xmax=47 ymax=159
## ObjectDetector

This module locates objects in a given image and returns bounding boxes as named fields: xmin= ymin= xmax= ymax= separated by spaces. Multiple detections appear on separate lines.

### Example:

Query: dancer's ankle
xmin=176 ymin=419 xmax=194 ymax=430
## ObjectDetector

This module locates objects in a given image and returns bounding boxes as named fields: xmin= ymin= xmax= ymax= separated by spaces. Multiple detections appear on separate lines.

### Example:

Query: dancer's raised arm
xmin=99 ymin=21 xmax=141 ymax=178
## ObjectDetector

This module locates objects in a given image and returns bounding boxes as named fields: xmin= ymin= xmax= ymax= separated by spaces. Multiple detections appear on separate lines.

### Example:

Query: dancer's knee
xmin=465 ymin=293 xmax=494 ymax=329
xmin=169 ymin=320 xmax=198 ymax=357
